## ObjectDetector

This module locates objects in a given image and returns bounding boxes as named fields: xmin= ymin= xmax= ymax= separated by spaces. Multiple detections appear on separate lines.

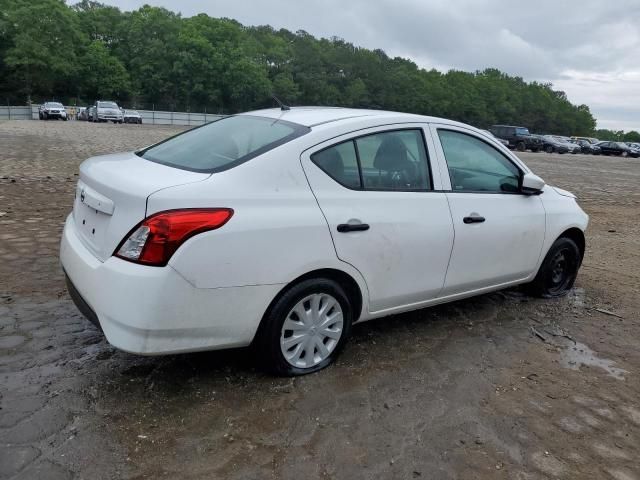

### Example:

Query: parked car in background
xmin=87 ymin=106 xmax=97 ymax=122
xmin=39 ymin=102 xmax=67 ymax=120
xmin=77 ymin=107 xmax=87 ymax=121
xmin=480 ymin=129 xmax=509 ymax=146
xmin=123 ymin=109 xmax=142 ymax=124
xmin=571 ymin=136 xmax=599 ymax=144
xmin=596 ymin=141 xmax=640 ymax=158
xmin=595 ymin=141 xmax=640 ymax=158
xmin=90 ymin=101 xmax=123 ymax=123
xmin=574 ymin=139 xmax=601 ymax=154
xmin=61 ymin=107 xmax=588 ymax=376
xmin=489 ymin=125 xmax=542 ymax=152
xmin=625 ymin=142 xmax=640 ymax=151
xmin=550 ymin=136 xmax=581 ymax=154
xmin=534 ymin=135 xmax=570 ymax=154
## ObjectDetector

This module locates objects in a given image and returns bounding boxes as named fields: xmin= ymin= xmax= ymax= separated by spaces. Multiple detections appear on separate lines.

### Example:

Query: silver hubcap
xmin=280 ymin=293 xmax=344 ymax=369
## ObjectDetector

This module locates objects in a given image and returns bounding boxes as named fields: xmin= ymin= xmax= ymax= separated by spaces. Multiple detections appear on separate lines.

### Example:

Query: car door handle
xmin=463 ymin=215 xmax=485 ymax=224
xmin=337 ymin=223 xmax=370 ymax=233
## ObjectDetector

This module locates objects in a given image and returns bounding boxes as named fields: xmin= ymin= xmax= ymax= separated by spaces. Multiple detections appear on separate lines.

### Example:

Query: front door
xmin=429 ymin=125 xmax=546 ymax=296
xmin=301 ymin=126 xmax=454 ymax=313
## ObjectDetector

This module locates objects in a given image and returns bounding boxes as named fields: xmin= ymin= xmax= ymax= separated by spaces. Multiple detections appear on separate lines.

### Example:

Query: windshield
xmin=46 ymin=102 xmax=63 ymax=108
xmin=98 ymin=102 xmax=118 ymax=108
xmin=139 ymin=115 xmax=310 ymax=173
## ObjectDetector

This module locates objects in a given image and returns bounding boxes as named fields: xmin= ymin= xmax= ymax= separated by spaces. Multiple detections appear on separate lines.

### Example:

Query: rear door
xmin=301 ymin=125 xmax=454 ymax=313
xmin=429 ymin=124 xmax=546 ymax=296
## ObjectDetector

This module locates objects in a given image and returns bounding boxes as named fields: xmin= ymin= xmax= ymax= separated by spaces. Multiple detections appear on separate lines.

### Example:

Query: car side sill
xmin=360 ymin=276 xmax=533 ymax=322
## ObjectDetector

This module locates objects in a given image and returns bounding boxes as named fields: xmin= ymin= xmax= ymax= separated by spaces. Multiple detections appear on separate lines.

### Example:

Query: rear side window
xmin=312 ymin=141 xmax=361 ymax=188
xmin=311 ymin=129 xmax=431 ymax=191
xmin=139 ymin=115 xmax=309 ymax=173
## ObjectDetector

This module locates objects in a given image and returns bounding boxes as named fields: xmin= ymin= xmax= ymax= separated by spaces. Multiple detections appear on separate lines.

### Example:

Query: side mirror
xmin=521 ymin=172 xmax=545 ymax=195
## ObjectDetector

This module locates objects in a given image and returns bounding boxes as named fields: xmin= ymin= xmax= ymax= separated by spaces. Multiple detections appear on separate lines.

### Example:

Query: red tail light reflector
xmin=115 ymin=208 xmax=233 ymax=266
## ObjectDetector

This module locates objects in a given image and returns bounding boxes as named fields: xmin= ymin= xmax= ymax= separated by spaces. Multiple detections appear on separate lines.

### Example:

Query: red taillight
xmin=115 ymin=208 xmax=233 ymax=266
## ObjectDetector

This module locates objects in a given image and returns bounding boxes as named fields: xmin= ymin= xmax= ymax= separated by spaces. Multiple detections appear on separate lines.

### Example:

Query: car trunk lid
xmin=73 ymin=152 xmax=210 ymax=261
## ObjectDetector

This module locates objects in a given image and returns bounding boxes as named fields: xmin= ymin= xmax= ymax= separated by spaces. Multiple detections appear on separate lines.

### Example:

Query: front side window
xmin=311 ymin=129 xmax=431 ymax=191
xmin=515 ymin=127 xmax=530 ymax=135
xmin=438 ymin=129 xmax=521 ymax=193
xmin=140 ymin=115 xmax=309 ymax=173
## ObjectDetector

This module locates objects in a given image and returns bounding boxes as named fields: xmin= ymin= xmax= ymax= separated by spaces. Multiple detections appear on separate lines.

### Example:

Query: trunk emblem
xmin=80 ymin=189 xmax=85 ymax=203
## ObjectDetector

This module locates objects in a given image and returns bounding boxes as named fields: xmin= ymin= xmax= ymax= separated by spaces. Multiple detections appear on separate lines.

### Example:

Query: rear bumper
xmin=60 ymin=215 xmax=282 ymax=355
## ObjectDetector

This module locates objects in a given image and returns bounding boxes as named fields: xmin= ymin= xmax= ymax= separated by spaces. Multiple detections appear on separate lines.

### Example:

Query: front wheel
xmin=545 ymin=145 xmax=554 ymax=154
xmin=516 ymin=142 xmax=526 ymax=152
xmin=525 ymin=237 xmax=581 ymax=298
xmin=621 ymin=151 xmax=629 ymax=158
xmin=254 ymin=278 xmax=353 ymax=376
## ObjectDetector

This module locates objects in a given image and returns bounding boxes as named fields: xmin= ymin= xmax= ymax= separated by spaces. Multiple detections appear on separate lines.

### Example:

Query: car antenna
xmin=272 ymin=94 xmax=290 ymax=111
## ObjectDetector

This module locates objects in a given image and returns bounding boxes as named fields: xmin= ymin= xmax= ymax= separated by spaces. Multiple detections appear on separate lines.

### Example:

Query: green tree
xmin=2 ymin=0 xmax=84 ymax=102
xmin=78 ymin=40 xmax=130 ymax=100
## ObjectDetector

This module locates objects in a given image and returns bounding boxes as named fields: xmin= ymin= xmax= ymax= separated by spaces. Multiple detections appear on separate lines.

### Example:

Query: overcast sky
xmin=96 ymin=0 xmax=639 ymax=131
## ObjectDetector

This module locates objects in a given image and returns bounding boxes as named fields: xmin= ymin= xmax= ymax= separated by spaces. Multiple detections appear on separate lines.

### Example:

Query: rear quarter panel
xmin=146 ymin=138 xmax=370 ymax=315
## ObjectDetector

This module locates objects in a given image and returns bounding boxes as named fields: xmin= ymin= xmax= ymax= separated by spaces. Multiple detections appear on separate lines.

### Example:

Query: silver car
xmin=123 ymin=109 xmax=142 ymax=124
xmin=91 ymin=101 xmax=123 ymax=123
xmin=39 ymin=102 xmax=67 ymax=121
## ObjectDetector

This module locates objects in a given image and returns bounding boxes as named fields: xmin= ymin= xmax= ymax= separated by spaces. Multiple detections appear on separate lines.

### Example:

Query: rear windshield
xmin=138 ymin=115 xmax=310 ymax=173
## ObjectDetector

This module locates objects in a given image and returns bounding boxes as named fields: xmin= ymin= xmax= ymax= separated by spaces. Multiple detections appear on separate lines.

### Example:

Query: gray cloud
xmin=90 ymin=0 xmax=640 ymax=130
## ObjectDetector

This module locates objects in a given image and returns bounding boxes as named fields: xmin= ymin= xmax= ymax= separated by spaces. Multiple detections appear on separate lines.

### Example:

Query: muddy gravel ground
xmin=1 ymin=120 xmax=639 ymax=480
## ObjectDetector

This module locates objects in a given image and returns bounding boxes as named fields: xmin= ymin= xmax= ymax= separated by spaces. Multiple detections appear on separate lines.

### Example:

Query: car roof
xmin=241 ymin=106 xmax=460 ymax=128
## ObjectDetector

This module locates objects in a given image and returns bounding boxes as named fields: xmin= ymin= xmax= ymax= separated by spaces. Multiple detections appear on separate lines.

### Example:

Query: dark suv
xmin=489 ymin=125 xmax=542 ymax=152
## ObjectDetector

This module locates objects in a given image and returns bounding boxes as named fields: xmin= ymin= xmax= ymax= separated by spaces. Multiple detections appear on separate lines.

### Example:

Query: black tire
xmin=516 ymin=142 xmax=526 ymax=152
xmin=43 ymin=113 xmax=48 ymax=120
xmin=39 ymin=113 xmax=43 ymax=120
xmin=254 ymin=278 xmax=353 ymax=376
xmin=525 ymin=237 xmax=581 ymax=298
xmin=545 ymin=145 xmax=554 ymax=154
xmin=63 ymin=117 xmax=67 ymax=121
xmin=621 ymin=151 xmax=629 ymax=158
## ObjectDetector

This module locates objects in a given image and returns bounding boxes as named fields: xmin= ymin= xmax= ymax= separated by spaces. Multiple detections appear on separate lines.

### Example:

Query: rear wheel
xmin=255 ymin=278 xmax=353 ymax=376
xmin=545 ymin=145 xmax=554 ymax=154
xmin=525 ymin=237 xmax=581 ymax=298
xmin=516 ymin=142 xmax=526 ymax=152
xmin=622 ymin=151 xmax=629 ymax=158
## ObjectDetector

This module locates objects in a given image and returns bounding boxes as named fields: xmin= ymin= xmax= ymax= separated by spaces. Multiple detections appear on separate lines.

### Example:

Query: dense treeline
xmin=0 ymin=0 xmax=609 ymax=135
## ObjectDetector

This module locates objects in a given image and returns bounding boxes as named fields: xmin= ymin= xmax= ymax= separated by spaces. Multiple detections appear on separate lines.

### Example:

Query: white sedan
xmin=60 ymin=107 xmax=588 ymax=375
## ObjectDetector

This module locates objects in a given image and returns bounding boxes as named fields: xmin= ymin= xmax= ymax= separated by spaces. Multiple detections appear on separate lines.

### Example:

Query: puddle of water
xmin=560 ymin=341 xmax=628 ymax=380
